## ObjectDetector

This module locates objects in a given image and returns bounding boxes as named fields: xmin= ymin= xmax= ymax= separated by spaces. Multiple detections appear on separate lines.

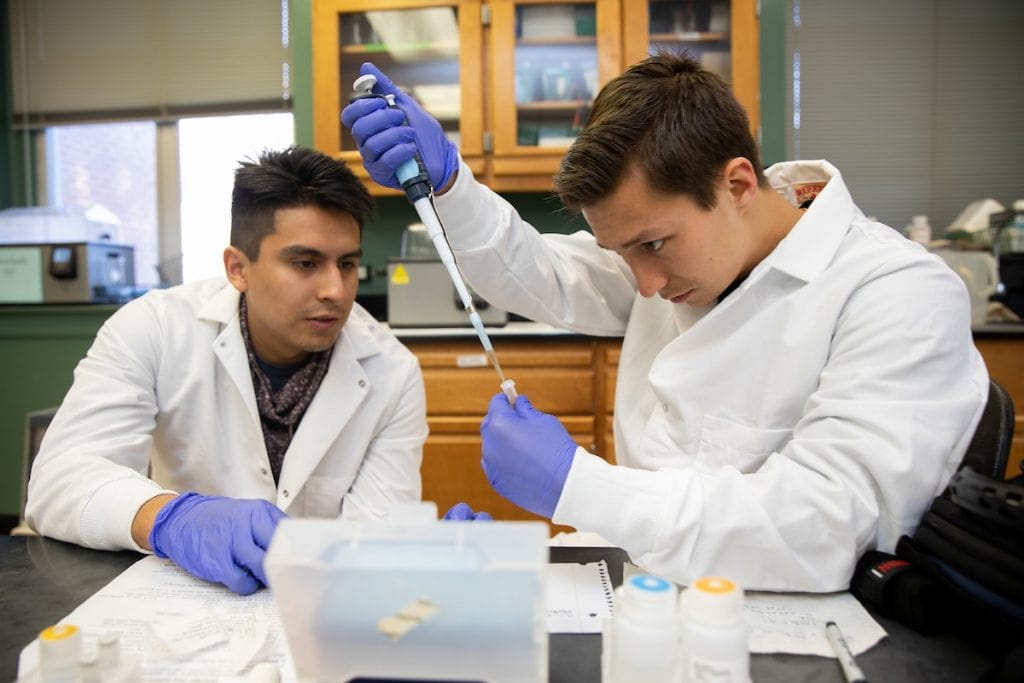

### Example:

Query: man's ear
xmin=723 ymin=157 xmax=759 ymax=211
xmin=223 ymin=246 xmax=250 ymax=292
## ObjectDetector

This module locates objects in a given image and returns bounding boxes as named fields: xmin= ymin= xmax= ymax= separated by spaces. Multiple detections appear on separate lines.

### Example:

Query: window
xmin=178 ymin=113 xmax=295 ymax=283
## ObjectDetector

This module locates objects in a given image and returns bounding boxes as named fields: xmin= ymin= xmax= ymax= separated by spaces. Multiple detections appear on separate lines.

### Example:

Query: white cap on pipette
xmin=501 ymin=379 xmax=518 ymax=405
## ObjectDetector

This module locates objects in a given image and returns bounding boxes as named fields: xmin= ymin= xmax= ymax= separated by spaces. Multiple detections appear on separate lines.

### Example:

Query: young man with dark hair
xmin=342 ymin=54 xmax=988 ymax=592
xmin=27 ymin=146 xmax=428 ymax=595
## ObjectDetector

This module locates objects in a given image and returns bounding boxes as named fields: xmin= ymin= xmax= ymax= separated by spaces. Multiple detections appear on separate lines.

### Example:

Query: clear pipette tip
xmin=500 ymin=379 xmax=518 ymax=405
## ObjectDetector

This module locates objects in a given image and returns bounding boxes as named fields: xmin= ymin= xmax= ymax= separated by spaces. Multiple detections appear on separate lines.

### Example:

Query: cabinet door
xmin=488 ymin=0 xmax=622 ymax=190
xmin=622 ymin=0 xmax=760 ymax=132
xmin=312 ymin=0 xmax=486 ymax=192
xmin=422 ymin=415 xmax=591 ymax=533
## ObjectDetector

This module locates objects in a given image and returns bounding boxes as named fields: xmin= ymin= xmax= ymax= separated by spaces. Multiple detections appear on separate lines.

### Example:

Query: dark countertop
xmin=0 ymin=536 xmax=1002 ymax=683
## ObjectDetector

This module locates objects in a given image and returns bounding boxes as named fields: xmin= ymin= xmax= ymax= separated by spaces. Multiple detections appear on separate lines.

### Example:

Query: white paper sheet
xmin=545 ymin=560 xmax=614 ymax=633
xmin=744 ymin=591 xmax=887 ymax=656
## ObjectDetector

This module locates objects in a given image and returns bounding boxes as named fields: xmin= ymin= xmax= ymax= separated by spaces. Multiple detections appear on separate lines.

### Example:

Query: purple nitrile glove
xmin=442 ymin=502 xmax=494 ymax=521
xmin=340 ymin=62 xmax=459 ymax=192
xmin=149 ymin=492 xmax=288 ymax=595
xmin=480 ymin=393 xmax=577 ymax=519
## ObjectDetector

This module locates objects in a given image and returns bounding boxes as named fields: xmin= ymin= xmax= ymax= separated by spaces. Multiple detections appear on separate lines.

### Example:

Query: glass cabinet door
xmin=622 ymin=0 xmax=759 ymax=132
xmin=490 ymin=0 xmax=621 ymax=169
xmin=313 ymin=0 xmax=484 ymax=188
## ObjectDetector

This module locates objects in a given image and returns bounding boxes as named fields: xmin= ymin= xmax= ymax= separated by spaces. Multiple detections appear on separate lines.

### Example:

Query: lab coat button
xmin=260 ymin=467 xmax=268 ymax=476
xmin=282 ymin=490 xmax=289 ymax=498
xmin=358 ymin=379 xmax=366 ymax=388
xmin=663 ymin=403 xmax=669 ymax=413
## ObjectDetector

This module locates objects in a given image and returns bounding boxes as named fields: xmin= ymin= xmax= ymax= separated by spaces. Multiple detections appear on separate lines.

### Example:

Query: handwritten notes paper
xmin=744 ymin=591 xmax=887 ymax=656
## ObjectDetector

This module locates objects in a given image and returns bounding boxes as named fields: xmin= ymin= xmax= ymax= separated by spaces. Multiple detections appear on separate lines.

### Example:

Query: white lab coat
xmin=435 ymin=159 xmax=988 ymax=591
xmin=26 ymin=278 xmax=427 ymax=551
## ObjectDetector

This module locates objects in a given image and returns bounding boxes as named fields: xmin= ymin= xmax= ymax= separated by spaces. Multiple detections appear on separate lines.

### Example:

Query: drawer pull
xmin=455 ymin=354 xmax=489 ymax=368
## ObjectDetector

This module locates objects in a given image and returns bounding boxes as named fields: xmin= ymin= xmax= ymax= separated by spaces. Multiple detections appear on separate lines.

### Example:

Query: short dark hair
xmin=230 ymin=145 xmax=374 ymax=260
xmin=555 ymin=51 xmax=765 ymax=212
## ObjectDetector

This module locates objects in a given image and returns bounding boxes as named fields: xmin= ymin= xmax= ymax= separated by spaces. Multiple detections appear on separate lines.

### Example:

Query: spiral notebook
xmin=545 ymin=560 xmax=615 ymax=633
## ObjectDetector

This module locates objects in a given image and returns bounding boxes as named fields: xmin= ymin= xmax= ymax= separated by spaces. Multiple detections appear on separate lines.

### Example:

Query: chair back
xmin=958 ymin=379 xmax=1015 ymax=479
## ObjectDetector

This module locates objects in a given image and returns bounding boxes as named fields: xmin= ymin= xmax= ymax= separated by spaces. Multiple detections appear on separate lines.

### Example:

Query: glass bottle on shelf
xmin=644 ymin=0 xmax=731 ymax=80
xmin=512 ymin=3 xmax=598 ymax=150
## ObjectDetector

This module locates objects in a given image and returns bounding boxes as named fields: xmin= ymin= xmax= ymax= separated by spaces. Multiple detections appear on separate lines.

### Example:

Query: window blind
xmin=786 ymin=0 xmax=1024 ymax=231
xmin=8 ymin=0 xmax=290 ymax=126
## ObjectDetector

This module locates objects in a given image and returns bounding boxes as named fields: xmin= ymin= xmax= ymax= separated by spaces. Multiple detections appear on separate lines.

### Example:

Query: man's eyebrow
xmin=595 ymin=230 xmax=661 ymax=252
xmin=279 ymin=245 xmax=363 ymax=259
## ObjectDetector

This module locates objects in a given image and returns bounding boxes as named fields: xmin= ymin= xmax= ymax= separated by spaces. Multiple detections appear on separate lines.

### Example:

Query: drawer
xmin=422 ymin=366 xmax=595 ymax=415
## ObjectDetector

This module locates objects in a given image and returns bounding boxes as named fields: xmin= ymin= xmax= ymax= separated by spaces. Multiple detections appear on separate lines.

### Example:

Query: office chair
xmin=957 ymin=379 xmax=1015 ymax=480
xmin=11 ymin=407 xmax=58 ymax=536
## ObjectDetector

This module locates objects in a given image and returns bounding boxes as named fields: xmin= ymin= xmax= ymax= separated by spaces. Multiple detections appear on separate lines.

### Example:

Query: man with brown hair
xmin=342 ymin=54 xmax=987 ymax=591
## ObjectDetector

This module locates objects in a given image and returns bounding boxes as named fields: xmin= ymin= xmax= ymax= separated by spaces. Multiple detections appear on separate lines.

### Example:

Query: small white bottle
xmin=679 ymin=576 xmax=750 ymax=683
xmin=603 ymin=574 xmax=680 ymax=683
xmin=907 ymin=214 xmax=932 ymax=245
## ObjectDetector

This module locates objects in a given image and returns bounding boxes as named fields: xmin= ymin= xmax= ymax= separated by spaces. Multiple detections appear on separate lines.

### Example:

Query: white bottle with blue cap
xmin=602 ymin=574 xmax=680 ymax=683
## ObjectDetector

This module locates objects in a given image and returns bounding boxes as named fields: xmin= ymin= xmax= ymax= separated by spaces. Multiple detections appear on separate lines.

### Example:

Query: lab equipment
xmin=264 ymin=508 xmax=549 ymax=683
xmin=16 ymin=625 xmax=142 ymax=683
xmin=150 ymin=492 xmax=287 ymax=595
xmin=825 ymin=621 xmax=869 ymax=683
xmin=679 ymin=576 xmax=751 ymax=683
xmin=480 ymin=393 xmax=575 ymax=518
xmin=350 ymin=69 xmax=515 ymax=400
xmin=602 ymin=574 xmax=680 ymax=683
xmin=386 ymin=257 xmax=508 ymax=328
xmin=0 ymin=242 xmax=135 ymax=304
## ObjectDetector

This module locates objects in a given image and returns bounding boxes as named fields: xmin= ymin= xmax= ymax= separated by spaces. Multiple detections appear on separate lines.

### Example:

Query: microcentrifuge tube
xmin=501 ymin=379 xmax=518 ymax=405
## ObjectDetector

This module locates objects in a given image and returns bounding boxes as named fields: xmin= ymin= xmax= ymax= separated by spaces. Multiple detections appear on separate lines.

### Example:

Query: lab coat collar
xmin=760 ymin=160 xmax=858 ymax=284
xmin=197 ymin=279 xmax=386 ymax=512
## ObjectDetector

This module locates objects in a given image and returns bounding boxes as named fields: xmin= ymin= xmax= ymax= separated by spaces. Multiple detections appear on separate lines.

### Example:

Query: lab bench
xmin=0 ymin=535 xmax=999 ymax=682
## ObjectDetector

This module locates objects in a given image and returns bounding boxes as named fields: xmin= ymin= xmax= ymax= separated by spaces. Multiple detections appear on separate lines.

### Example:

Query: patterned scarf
xmin=239 ymin=294 xmax=332 ymax=483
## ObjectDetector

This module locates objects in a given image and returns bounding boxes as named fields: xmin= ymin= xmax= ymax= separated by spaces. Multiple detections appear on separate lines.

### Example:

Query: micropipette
xmin=352 ymin=74 xmax=518 ymax=405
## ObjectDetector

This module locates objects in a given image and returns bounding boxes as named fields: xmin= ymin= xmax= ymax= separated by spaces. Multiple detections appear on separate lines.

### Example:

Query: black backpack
xmin=851 ymin=380 xmax=1023 ymax=682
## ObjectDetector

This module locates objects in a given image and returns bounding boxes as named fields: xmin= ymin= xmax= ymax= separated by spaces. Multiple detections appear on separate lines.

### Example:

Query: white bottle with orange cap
xmin=678 ymin=576 xmax=751 ymax=683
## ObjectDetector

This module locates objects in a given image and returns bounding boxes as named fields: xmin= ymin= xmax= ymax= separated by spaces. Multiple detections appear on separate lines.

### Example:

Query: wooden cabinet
xmin=622 ymin=0 xmax=760 ymax=134
xmin=312 ymin=0 xmax=760 ymax=193
xmin=974 ymin=336 xmax=1024 ymax=479
xmin=406 ymin=336 xmax=617 ymax=531
xmin=486 ymin=0 xmax=623 ymax=190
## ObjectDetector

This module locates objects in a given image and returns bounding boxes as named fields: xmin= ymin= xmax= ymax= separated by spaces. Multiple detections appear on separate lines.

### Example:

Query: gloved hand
xmin=442 ymin=502 xmax=494 ymax=521
xmin=340 ymin=62 xmax=459 ymax=192
xmin=481 ymin=394 xmax=577 ymax=519
xmin=149 ymin=492 xmax=287 ymax=595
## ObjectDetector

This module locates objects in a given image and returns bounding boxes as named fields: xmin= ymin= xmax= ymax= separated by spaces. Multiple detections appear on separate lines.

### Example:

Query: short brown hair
xmin=555 ymin=51 xmax=765 ymax=212
xmin=230 ymin=145 xmax=374 ymax=261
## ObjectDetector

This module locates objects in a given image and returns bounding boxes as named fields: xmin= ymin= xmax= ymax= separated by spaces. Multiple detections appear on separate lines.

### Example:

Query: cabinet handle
xmin=456 ymin=354 xmax=490 ymax=368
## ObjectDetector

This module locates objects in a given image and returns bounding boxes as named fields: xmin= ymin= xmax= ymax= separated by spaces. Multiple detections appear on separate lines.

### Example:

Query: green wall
xmin=0 ymin=306 xmax=117 ymax=517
